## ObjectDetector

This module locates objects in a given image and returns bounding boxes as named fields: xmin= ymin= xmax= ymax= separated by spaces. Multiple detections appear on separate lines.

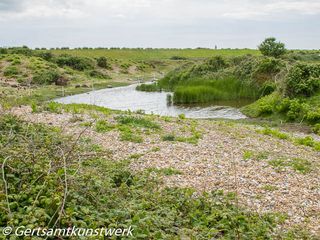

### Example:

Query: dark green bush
xmin=284 ymin=63 xmax=320 ymax=97
xmin=136 ymin=83 xmax=160 ymax=92
xmin=35 ymin=51 xmax=53 ymax=61
xmin=32 ymin=70 xmax=61 ymax=85
xmin=88 ymin=70 xmax=110 ymax=79
xmin=0 ymin=48 xmax=8 ymax=54
xmin=170 ymin=56 xmax=187 ymax=60
xmin=96 ymin=56 xmax=108 ymax=68
xmin=55 ymin=55 xmax=94 ymax=71
xmin=3 ymin=66 xmax=20 ymax=77
xmin=258 ymin=37 xmax=286 ymax=58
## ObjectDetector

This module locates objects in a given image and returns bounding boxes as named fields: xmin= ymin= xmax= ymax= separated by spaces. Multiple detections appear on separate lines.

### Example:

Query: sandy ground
xmin=5 ymin=105 xmax=320 ymax=235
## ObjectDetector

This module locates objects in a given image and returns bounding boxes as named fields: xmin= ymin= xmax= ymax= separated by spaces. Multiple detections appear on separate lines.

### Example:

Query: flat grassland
xmin=50 ymin=48 xmax=260 ymax=60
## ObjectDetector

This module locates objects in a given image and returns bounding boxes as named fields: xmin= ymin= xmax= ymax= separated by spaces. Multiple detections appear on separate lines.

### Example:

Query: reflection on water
xmin=55 ymin=84 xmax=251 ymax=119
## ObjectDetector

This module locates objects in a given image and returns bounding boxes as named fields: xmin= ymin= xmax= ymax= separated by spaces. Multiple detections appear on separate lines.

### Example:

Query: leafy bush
xmin=35 ymin=51 xmax=53 ymax=61
xmin=96 ymin=56 xmax=108 ymax=68
xmin=284 ymin=63 xmax=320 ymax=97
xmin=87 ymin=70 xmax=110 ymax=79
xmin=55 ymin=55 xmax=94 ymax=71
xmin=116 ymin=115 xmax=160 ymax=129
xmin=312 ymin=123 xmax=320 ymax=135
xmin=170 ymin=56 xmax=187 ymax=60
xmin=258 ymin=37 xmax=286 ymax=58
xmin=3 ymin=66 xmax=20 ymax=77
xmin=32 ymin=70 xmax=61 ymax=85
xmin=252 ymin=57 xmax=284 ymax=83
xmin=136 ymin=83 xmax=160 ymax=92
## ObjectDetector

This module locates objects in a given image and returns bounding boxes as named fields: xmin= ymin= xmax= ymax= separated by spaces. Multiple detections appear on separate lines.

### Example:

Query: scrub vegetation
xmin=1 ymin=41 xmax=320 ymax=239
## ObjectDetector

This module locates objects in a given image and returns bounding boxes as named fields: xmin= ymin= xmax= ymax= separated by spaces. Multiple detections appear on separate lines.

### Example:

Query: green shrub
xmin=306 ymin=109 xmax=320 ymax=123
xmin=32 ymin=70 xmax=61 ymax=85
xmin=312 ymin=124 xmax=320 ymax=135
xmin=136 ymin=83 xmax=160 ymax=92
xmin=55 ymin=55 xmax=94 ymax=71
xmin=3 ymin=66 xmax=20 ymax=77
xmin=95 ymin=120 xmax=114 ymax=132
xmin=96 ymin=56 xmax=108 ymax=68
xmin=88 ymin=70 xmax=110 ymax=79
xmin=116 ymin=115 xmax=160 ymax=129
xmin=258 ymin=37 xmax=286 ymax=58
xmin=284 ymin=63 xmax=320 ymax=97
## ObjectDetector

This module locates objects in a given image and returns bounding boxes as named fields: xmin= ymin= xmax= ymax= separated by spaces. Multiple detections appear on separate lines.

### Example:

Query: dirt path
xmin=6 ymin=106 xmax=320 ymax=235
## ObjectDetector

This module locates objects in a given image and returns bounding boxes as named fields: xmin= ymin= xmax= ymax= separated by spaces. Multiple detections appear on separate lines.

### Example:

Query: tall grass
xmin=173 ymin=77 xmax=258 ymax=104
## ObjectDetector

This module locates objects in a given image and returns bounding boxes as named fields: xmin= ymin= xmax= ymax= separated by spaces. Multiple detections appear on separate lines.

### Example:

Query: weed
xmin=116 ymin=115 xmax=160 ymax=130
xmin=95 ymin=119 xmax=114 ymax=133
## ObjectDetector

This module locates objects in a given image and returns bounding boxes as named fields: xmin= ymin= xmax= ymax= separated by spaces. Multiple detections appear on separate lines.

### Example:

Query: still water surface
xmin=55 ymin=84 xmax=251 ymax=119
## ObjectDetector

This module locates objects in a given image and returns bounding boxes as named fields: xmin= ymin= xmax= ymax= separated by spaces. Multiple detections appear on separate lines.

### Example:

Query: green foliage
xmin=312 ymin=123 xmax=320 ymax=135
xmin=284 ymin=63 xmax=320 ymax=97
xmin=0 ymin=114 xmax=284 ymax=239
xmin=268 ymin=158 xmax=312 ymax=174
xmin=259 ymin=127 xmax=289 ymax=140
xmin=118 ymin=125 xmax=143 ymax=143
xmin=258 ymin=37 xmax=286 ymax=58
xmin=55 ymin=54 xmax=95 ymax=71
xmin=44 ymin=101 xmax=62 ymax=113
xmin=116 ymin=115 xmax=160 ymax=130
xmin=170 ymin=56 xmax=187 ymax=60
xmin=173 ymin=77 xmax=257 ymax=104
xmin=295 ymin=136 xmax=320 ymax=151
xmin=95 ymin=119 xmax=114 ymax=133
xmin=136 ymin=83 xmax=160 ymax=92
xmin=96 ymin=56 xmax=108 ymax=68
xmin=242 ymin=92 xmax=281 ymax=117
xmin=243 ymin=150 xmax=254 ymax=160
xmin=35 ymin=51 xmax=54 ymax=61
xmin=87 ymin=69 xmax=110 ymax=79
xmin=32 ymin=70 xmax=61 ymax=85
xmin=3 ymin=66 xmax=20 ymax=77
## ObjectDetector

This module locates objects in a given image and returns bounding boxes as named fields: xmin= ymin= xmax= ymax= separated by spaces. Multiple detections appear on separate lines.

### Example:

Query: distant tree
xmin=97 ymin=56 xmax=108 ymax=68
xmin=258 ymin=37 xmax=286 ymax=58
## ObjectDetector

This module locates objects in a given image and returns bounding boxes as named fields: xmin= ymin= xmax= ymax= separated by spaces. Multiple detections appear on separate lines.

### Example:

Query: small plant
xmin=243 ymin=150 xmax=254 ymax=160
xmin=290 ymin=158 xmax=312 ymax=174
xmin=162 ymin=134 xmax=176 ymax=141
xmin=44 ymin=102 xmax=62 ymax=113
xmin=269 ymin=158 xmax=312 ymax=174
xmin=262 ymin=185 xmax=278 ymax=191
xmin=178 ymin=114 xmax=186 ymax=120
xmin=95 ymin=119 xmax=114 ymax=132
xmin=116 ymin=115 xmax=160 ymax=130
xmin=312 ymin=124 xmax=320 ymax=135
xmin=118 ymin=125 xmax=143 ymax=143
xmin=260 ymin=128 xmax=289 ymax=140
xmin=268 ymin=159 xmax=287 ymax=171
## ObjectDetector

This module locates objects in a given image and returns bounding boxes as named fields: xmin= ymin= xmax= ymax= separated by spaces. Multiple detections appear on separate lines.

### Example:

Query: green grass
xmin=116 ymin=115 xmax=160 ymax=130
xmin=268 ymin=158 xmax=312 ymax=174
xmin=258 ymin=127 xmax=289 ymax=140
xmin=49 ymin=48 xmax=260 ymax=60
xmin=173 ymin=77 xmax=257 ymax=103
xmin=95 ymin=119 xmax=115 ymax=133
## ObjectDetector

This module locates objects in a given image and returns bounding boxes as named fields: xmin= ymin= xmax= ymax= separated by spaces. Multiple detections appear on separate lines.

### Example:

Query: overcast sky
xmin=0 ymin=0 xmax=319 ymax=49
